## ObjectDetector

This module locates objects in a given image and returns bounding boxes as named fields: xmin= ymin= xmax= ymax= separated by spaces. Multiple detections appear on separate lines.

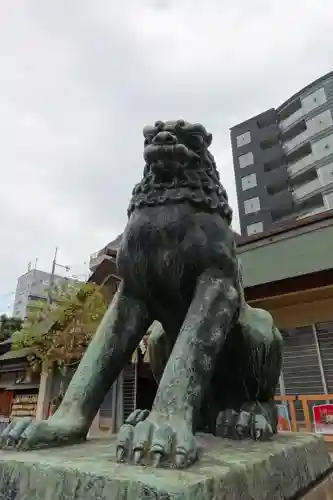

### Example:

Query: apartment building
xmin=12 ymin=269 xmax=78 ymax=320
xmin=230 ymin=71 xmax=333 ymax=236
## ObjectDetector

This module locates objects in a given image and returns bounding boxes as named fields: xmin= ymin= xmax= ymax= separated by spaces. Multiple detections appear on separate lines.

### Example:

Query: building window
xmin=238 ymin=151 xmax=254 ymax=169
xmin=246 ymin=221 xmax=264 ymax=236
xmin=244 ymin=196 xmax=260 ymax=214
xmin=236 ymin=131 xmax=251 ymax=148
xmin=241 ymin=173 xmax=257 ymax=191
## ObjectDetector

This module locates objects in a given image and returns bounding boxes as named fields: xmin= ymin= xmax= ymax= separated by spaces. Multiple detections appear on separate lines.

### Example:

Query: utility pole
xmin=48 ymin=247 xmax=71 ymax=305
xmin=37 ymin=247 xmax=72 ymax=420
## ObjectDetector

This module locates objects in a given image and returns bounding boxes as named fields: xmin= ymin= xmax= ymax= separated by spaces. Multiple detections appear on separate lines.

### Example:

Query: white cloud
xmin=0 ymin=0 xmax=332 ymax=313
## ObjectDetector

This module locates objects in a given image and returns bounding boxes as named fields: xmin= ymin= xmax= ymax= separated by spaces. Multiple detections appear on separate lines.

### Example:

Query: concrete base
xmin=303 ymin=471 xmax=333 ymax=499
xmin=0 ymin=432 xmax=331 ymax=500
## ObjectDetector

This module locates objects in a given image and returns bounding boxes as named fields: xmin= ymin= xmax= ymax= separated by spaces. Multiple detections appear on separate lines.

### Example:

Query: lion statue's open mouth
xmin=144 ymin=143 xmax=199 ymax=164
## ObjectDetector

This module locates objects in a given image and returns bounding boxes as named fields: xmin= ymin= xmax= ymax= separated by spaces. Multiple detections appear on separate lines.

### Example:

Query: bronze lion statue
xmin=0 ymin=120 xmax=282 ymax=469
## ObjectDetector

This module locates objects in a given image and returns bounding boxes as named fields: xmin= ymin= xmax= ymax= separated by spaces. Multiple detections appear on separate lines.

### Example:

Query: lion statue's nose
xmin=152 ymin=131 xmax=177 ymax=145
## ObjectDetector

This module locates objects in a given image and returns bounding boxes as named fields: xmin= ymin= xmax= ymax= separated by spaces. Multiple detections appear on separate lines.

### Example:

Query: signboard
xmin=10 ymin=394 xmax=38 ymax=419
xmin=277 ymin=404 xmax=291 ymax=432
xmin=313 ymin=404 xmax=333 ymax=435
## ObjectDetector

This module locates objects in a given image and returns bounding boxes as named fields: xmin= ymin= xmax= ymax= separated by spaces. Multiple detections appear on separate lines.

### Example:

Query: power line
xmin=0 ymin=253 xmax=90 ymax=306
xmin=0 ymin=291 xmax=14 ymax=300
xmin=48 ymin=247 xmax=72 ymax=305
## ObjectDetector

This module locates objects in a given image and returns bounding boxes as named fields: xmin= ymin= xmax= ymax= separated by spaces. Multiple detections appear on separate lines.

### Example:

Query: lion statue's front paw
xmin=116 ymin=409 xmax=198 ymax=469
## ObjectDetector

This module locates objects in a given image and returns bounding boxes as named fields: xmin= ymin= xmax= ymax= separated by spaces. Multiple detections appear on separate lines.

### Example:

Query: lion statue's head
xmin=127 ymin=119 xmax=232 ymax=225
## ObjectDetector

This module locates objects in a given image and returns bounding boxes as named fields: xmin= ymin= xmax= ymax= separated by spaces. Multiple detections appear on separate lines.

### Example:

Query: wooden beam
xmin=253 ymin=294 xmax=333 ymax=329
xmin=249 ymin=284 xmax=333 ymax=309
xmin=245 ymin=268 xmax=333 ymax=301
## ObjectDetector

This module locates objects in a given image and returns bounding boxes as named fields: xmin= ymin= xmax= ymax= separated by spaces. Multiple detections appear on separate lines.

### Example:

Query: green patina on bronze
xmin=0 ymin=434 xmax=331 ymax=500
xmin=0 ymin=120 xmax=283 ymax=470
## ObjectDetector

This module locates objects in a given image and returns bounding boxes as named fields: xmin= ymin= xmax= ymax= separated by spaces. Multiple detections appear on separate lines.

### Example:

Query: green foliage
xmin=0 ymin=315 xmax=23 ymax=342
xmin=12 ymin=282 xmax=108 ymax=366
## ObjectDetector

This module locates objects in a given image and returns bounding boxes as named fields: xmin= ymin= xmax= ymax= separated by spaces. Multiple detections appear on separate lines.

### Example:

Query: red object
xmin=313 ymin=404 xmax=333 ymax=435
xmin=276 ymin=404 xmax=291 ymax=432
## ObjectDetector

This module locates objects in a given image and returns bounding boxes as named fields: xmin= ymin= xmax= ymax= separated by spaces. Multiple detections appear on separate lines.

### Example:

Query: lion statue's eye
xmin=187 ymin=134 xmax=204 ymax=149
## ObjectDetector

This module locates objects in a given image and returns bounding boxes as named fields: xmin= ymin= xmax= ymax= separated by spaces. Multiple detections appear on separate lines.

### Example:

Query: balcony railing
xmin=89 ymin=253 xmax=113 ymax=271
xmin=296 ymin=205 xmax=325 ymax=220
xmin=90 ymin=250 xmax=100 ymax=260
xmin=279 ymin=108 xmax=303 ymax=131
xmin=283 ymin=129 xmax=309 ymax=153
xmin=292 ymin=178 xmax=321 ymax=200
xmin=287 ymin=153 xmax=315 ymax=177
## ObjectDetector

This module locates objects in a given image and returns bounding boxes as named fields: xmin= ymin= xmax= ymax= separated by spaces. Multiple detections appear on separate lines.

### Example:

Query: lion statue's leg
xmin=123 ymin=320 xmax=171 ymax=432
xmin=0 ymin=282 xmax=151 ymax=450
xmin=125 ymin=302 xmax=282 ymax=447
xmin=147 ymin=321 xmax=170 ymax=385
xmin=119 ymin=321 xmax=173 ymax=439
xmin=125 ymin=321 xmax=208 ymax=433
xmin=213 ymin=305 xmax=283 ymax=440
xmin=116 ymin=269 xmax=240 ymax=468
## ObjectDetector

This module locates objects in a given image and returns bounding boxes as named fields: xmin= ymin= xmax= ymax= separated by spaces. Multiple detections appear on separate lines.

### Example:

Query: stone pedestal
xmin=303 ymin=471 xmax=333 ymax=499
xmin=0 ymin=433 xmax=331 ymax=500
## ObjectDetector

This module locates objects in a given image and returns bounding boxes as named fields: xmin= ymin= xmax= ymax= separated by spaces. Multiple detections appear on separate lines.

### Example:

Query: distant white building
xmin=12 ymin=269 xmax=79 ymax=320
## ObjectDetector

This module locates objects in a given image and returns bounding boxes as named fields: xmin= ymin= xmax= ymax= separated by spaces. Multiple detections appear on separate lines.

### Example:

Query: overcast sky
xmin=0 ymin=0 xmax=332 ymax=314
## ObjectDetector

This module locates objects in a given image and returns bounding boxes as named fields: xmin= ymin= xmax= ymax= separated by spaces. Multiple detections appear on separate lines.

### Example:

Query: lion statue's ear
xmin=206 ymin=133 xmax=212 ymax=147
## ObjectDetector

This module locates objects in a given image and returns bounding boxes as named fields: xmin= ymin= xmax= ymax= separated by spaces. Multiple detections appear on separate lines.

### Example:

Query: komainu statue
xmin=0 ymin=120 xmax=283 ymax=469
